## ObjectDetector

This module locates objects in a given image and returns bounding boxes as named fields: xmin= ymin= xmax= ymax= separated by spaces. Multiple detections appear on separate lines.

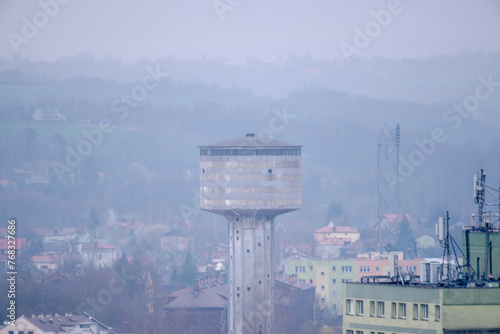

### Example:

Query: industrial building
xmin=343 ymin=281 xmax=500 ymax=334
xmin=343 ymin=170 xmax=500 ymax=334
xmin=199 ymin=133 xmax=302 ymax=334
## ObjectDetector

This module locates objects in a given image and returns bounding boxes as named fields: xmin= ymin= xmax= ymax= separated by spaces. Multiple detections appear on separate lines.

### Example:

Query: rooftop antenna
xmin=436 ymin=211 xmax=464 ymax=282
xmin=472 ymin=168 xmax=500 ymax=230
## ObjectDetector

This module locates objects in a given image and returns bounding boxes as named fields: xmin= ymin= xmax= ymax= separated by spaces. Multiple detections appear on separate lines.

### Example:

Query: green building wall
xmin=462 ymin=230 xmax=500 ymax=277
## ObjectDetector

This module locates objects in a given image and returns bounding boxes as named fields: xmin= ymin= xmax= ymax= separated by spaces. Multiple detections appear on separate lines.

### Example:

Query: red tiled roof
xmin=0 ymin=179 xmax=17 ymax=186
xmin=83 ymin=241 xmax=115 ymax=250
xmin=0 ymin=238 xmax=26 ymax=250
xmin=31 ymin=254 xmax=60 ymax=262
xmin=314 ymin=225 xmax=359 ymax=234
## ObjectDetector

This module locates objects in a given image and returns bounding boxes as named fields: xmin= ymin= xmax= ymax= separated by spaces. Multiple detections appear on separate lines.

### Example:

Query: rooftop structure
xmin=200 ymin=133 xmax=301 ymax=334
xmin=165 ymin=275 xmax=314 ymax=334
xmin=343 ymin=281 xmax=500 ymax=334
xmin=0 ymin=313 xmax=114 ymax=334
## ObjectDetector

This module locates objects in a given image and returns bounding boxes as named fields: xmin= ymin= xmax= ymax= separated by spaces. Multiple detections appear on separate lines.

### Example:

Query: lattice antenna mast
xmin=395 ymin=124 xmax=401 ymax=211
xmin=376 ymin=123 xmax=400 ymax=251
xmin=437 ymin=211 xmax=464 ymax=282
xmin=473 ymin=169 xmax=500 ymax=230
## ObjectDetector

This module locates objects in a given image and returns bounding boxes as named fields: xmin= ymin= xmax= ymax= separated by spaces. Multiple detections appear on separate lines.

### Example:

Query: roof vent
xmin=245 ymin=133 xmax=255 ymax=137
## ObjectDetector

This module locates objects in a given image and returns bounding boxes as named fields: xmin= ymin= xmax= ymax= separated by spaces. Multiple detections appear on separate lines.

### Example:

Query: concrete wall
xmin=344 ymin=283 xmax=500 ymax=334
xmin=200 ymin=154 xmax=301 ymax=211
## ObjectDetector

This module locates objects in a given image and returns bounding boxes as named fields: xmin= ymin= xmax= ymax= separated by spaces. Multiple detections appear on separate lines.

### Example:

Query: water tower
xmin=200 ymin=133 xmax=302 ymax=334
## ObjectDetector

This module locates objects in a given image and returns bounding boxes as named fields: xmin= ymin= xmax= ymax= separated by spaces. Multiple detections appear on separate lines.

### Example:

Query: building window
xmin=310 ymin=279 xmax=313 ymax=284
xmin=376 ymin=266 xmax=379 ymax=271
xmin=342 ymin=266 xmax=352 ymax=273
xmin=332 ymin=279 xmax=336 ymax=284
xmin=435 ymin=305 xmax=440 ymax=321
xmin=399 ymin=303 xmax=407 ymax=319
xmin=346 ymin=299 xmax=354 ymax=315
xmin=356 ymin=300 xmax=364 ymax=315
xmin=347 ymin=330 xmax=354 ymax=334
xmin=377 ymin=301 xmax=385 ymax=317
xmin=321 ymin=271 xmax=325 ymax=276
xmin=360 ymin=266 xmax=370 ymax=272
xmin=296 ymin=266 xmax=305 ymax=273
xmin=413 ymin=303 xmax=418 ymax=319
xmin=321 ymin=285 xmax=325 ymax=290
xmin=391 ymin=302 xmax=397 ymax=318
xmin=332 ymin=266 xmax=336 ymax=271
xmin=309 ymin=266 xmax=314 ymax=271
xmin=332 ymin=291 xmax=337 ymax=298
xmin=356 ymin=331 xmax=363 ymax=334
xmin=421 ymin=304 xmax=429 ymax=320
xmin=321 ymin=297 xmax=325 ymax=303
xmin=370 ymin=301 xmax=375 ymax=317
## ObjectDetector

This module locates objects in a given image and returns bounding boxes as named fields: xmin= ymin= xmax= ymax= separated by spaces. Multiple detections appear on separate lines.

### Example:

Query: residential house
xmin=274 ymin=274 xmax=316 ymax=334
xmin=415 ymin=230 xmax=438 ymax=249
xmin=0 ymin=313 xmax=113 ymax=334
xmin=313 ymin=222 xmax=360 ymax=245
xmin=315 ymin=238 xmax=345 ymax=260
xmin=165 ymin=277 xmax=228 ymax=334
xmin=82 ymin=241 xmax=118 ymax=268
xmin=286 ymin=255 xmax=357 ymax=313
xmin=0 ymin=238 xmax=26 ymax=268
xmin=31 ymin=254 xmax=61 ymax=271
xmin=0 ymin=179 xmax=17 ymax=190
xmin=352 ymin=253 xmax=422 ymax=282
xmin=165 ymin=275 xmax=315 ymax=334
xmin=160 ymin=230 xmax=194 ymax=253
xmin=25 ymin=174 xmax=49 ymax=186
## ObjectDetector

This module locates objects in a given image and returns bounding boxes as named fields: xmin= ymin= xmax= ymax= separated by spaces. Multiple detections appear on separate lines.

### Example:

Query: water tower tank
xmin=200 ymin=133 xmax=301 ymax=214
xmin=199 ymin=133 xmax=302 ymax=334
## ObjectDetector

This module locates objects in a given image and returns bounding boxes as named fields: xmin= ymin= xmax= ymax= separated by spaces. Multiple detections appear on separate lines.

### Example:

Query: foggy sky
xmin=1 ymin=0 xmax=499 ymax=64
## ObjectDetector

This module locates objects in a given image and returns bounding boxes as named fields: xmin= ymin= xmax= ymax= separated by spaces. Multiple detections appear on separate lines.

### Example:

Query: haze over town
xmin=0 ymin=1 xmax=499 ymax=333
